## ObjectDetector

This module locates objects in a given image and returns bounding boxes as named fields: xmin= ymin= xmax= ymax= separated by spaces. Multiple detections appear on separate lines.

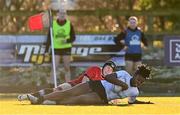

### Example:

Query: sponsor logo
xmin=165 ymin=37 xmax=180 ymax=66
xmin=18 ymin=45 xmax=102 ymax=63
xmin=130 ymin=35 xmax=140 ymax=45
xmin=72 ymin=47 xmax=102 ymax=56
xmin=175 ymin=43 xmax=180 ymax=59
xmin=18 ymin=45 xmax=50 ymax=64
xmin=169 ymin=40 xmax=180 ymax=63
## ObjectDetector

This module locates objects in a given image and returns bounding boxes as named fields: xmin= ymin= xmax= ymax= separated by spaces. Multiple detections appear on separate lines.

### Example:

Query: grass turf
xmin=0 ymin=96 xmax=180 ymax=115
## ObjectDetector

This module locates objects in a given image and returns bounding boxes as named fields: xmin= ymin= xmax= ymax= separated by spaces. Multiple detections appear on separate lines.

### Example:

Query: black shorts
xmin=88 ymin=80 xmax=108 ymax=104
xmin=54 ymin=48 xmax=71 ymax=55
xmin=125 ymin=53 xmax=142 ymax=62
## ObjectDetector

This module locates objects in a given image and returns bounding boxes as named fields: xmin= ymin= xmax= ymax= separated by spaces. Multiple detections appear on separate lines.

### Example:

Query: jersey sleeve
xmin=68 ymin=72 xmax=85 ymax=86
xmin=114 ymin=31 xmax=126 ymax=45
xmin=85 ymin=66 xmax=103 ymax=80
xmin=85 ymin=67 xmax=95 ymax=77
xmin=141 ymin=32 xmax=148 ymax=47
xmin=115 ymin=70 xmax=129 ymax=80
xmin=67 ymin=23 xmax=76 ymax=43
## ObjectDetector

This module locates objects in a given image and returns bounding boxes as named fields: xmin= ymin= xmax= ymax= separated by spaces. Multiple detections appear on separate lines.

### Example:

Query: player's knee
xmin=56 ymin=83 xmax=72 ymax=91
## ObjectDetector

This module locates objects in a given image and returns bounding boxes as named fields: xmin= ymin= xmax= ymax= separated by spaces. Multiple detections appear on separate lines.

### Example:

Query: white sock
xmin=39 ymin=90 xmax=45 ymax=96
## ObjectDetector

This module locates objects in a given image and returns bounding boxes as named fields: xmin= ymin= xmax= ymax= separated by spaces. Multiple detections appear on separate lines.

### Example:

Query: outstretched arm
xmin=104 ymin=73 xmax=128 ymax=91
xmin=128 ymin=96 xmax=154 ymax=104
xmin=128 ymin=99 xmax=154 ymax=104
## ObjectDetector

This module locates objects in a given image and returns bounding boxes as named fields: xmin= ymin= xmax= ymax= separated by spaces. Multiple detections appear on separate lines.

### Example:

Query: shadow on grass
xmin=15 ymin=103 xmax=131 ymax=107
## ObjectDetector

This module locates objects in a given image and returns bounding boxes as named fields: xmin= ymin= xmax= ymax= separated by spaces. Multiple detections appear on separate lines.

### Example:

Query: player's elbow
xmin=122 ymin=84 xmax=128 ymax=90
xmin=104 ymin=73 xmax=117 ymax=80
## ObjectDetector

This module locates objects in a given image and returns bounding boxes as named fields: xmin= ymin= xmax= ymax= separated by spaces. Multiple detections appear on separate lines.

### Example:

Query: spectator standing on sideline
xmin=114 ymin=16 xmax=148 ymax=75
xmin=45 ymin=9 xmax=76 ymax=86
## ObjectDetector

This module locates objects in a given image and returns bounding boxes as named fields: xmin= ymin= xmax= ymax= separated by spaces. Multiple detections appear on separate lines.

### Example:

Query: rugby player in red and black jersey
xmin=18 ymin=61 xmax=116 ymax=100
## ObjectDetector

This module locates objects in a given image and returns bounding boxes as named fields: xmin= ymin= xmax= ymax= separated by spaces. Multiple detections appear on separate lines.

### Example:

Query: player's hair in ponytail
xmin=135 ymin=64 xmax=151 ymax=79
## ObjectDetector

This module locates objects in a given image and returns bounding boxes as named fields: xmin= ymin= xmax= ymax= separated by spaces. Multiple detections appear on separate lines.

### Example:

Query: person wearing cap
xmin=45 ymin=9 xmax=76 ymax=85
xmin=114 ymin=16 xmax=148 ymax=75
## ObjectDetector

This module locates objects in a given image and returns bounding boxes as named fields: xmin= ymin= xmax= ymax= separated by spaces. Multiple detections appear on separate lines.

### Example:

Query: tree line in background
xmin=0 ymin=0 xmax=179 ymax=34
